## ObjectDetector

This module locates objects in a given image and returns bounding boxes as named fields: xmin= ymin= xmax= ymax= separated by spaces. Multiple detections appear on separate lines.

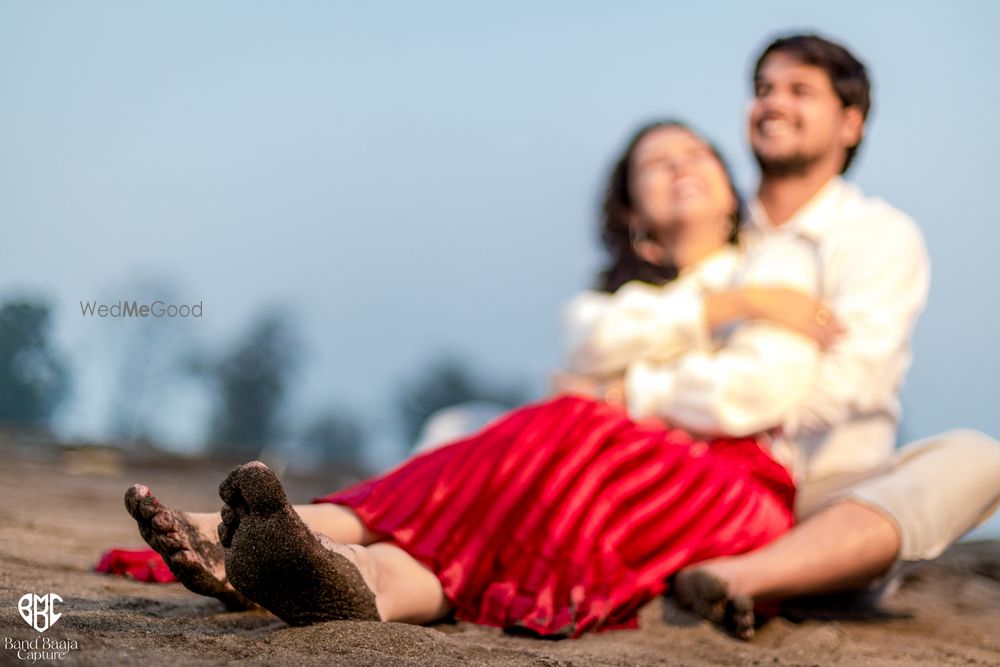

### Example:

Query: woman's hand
xmin=551 ymin=371 xmax=603 ymax=397
xmin=741 ymin=287 xmax=845 ymax=348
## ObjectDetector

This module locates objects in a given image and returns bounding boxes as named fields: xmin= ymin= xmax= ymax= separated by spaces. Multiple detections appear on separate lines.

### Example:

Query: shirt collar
xmin=678 ymin=245 xmax=738 ymax=289
xmin=746 ymin=176 xmax=848 ymax=242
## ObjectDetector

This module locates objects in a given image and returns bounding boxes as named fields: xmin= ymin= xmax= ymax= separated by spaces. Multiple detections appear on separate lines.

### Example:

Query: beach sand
xmin=1 ymin=437 xmax=998 ymax=666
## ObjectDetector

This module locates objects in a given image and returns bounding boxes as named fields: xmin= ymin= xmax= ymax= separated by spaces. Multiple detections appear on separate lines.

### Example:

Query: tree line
xmin=0 ymin=296 xmax=526 ymax=472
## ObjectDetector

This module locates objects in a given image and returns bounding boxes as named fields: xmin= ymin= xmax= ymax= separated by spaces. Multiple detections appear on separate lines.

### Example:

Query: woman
xmin=123 ymin=121 xmax=837 ymax=640
xmin=560 ymin=120 xmax=840 ymax=417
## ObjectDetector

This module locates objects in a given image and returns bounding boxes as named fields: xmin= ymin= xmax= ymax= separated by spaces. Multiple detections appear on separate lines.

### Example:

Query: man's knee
xmin=879 ymin=428 xmax=1000 ymax=560
xmin=927 ymin=428 xmax=1000 ymax=479
xmin=899 ymin=428 xmax=1000 ymax=478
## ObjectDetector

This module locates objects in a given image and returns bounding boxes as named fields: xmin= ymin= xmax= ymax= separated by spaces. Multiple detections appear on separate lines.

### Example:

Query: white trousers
xmin=797 ymin=429 xmax=1000 ymax=562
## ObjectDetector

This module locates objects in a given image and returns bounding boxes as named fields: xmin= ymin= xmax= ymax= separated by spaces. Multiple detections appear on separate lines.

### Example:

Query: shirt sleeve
xmin=784 ymin=212 xmax=930 ymax=435
xmin=624 ymin=237 xmax=821 ymax=436
xmin=563 ymin=279 xmax=712 ymax=378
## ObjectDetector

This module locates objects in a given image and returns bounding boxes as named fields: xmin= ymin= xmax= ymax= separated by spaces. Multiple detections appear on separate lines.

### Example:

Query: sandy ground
xmin=1 ymin=437 xmax=999 ymax=666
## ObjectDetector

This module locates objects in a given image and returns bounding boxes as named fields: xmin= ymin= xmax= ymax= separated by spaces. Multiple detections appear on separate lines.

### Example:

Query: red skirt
xmin=315 ymin=395 xmax=794 ymax=638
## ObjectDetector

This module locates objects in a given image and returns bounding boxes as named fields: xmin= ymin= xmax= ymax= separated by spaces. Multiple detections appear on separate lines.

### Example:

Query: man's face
xmin=748 ymin=51 xmax=862 ymax=177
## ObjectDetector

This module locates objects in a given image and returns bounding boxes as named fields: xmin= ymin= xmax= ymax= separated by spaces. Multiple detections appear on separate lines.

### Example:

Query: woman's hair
xmin=596 ymin=120 xmax=743 ymax=293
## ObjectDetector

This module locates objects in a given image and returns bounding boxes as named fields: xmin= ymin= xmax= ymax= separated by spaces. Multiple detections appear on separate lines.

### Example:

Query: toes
xmin=137 ymin=495 xmax=163 ymax=521
xmin=218 ymin=523 xmax=231 ymax=548
xmin=674 ymin=570 xmax=727 ymax=623
xmin=218 ymin=465 xmax=244 ymax=509
xmin=674 ymin=569 xmax=758 ymax=639
xmin=125 ymin=485 xmax=169 ymax=524
xmin=124 ymin=484 xmax=150 ymax=518
xmin=235 ymin=462 xmax=288 ymax=514
xmin=219 ymin=461 xmax=287 ymax=515
xmin=727 ymin=596 xmax=756 ymax=641
xmin=158 ymin=533 xmax=186 ymax=551
xmin=218 ymin=506 xmax=238 ymax=548
xmin=151 ymin=511 xmax=176 ymax=533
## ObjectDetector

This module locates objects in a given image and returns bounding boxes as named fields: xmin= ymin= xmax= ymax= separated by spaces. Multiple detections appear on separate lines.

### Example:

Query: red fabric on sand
xmin=96 ymin=547 xmax=176 ymax=583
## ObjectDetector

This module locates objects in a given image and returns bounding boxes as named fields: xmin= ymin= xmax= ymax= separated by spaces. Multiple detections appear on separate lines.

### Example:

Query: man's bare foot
xmin=217 ymin=461 xmax=381 ymax=626
xmin=124 ymin=484 xmax=254 ymax=610
xmin=674 ymin=568 xmax=756 ymax=640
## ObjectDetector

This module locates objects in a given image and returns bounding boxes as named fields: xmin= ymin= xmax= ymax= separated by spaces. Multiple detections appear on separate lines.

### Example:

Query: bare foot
xmin=124 ymin=484 xmax=253 ymax=610
xmin=217 ymin=461 xmax=381 ymax=626
xmin=674 ymin=568 xmax=756 ymax=640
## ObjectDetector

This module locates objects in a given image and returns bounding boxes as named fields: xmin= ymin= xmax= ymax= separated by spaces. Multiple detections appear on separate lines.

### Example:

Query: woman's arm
xmin=563 ymin=283 xmax=709 ymax=377
xmin=706 ymin=287 xmax=844 ymax=349
xmin=625 ymin=321 xmax=818 ymax=436
xmin=565 ymin=271 xmax=840 ymax=383
xmin=563 ymin=251 xmax=738 ymax=377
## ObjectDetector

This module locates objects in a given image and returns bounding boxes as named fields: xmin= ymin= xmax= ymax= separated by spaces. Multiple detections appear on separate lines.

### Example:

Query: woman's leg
xmin=217 ymin=462 xmax=453 ymax=626
xmin=126 ymin=490 xmax=392 ymax=608
xmin=334 ymin=541 xmax=453 ymax=623
xmin=178 ymin=503 xmax=383 ymax=545
xmin=293 ymin=504 xmax=386 ymax=544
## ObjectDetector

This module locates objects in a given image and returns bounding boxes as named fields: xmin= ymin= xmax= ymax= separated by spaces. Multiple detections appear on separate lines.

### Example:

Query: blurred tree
xmin=103 ymin=277 xmax=197 ymax=444
xmin=203 ymin=309 xmax=302 ymax=456
xmin=299 ymin=409 xmax=367 ymax=474
xmin=0 ymin=299 xmax=69 ymax=426
xmin=395 ymin=355 xmax=526 ymax=446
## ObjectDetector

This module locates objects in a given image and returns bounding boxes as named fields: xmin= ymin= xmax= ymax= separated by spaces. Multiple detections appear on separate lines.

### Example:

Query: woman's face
xmin=627 ymin=126 xmax=736 ymax=266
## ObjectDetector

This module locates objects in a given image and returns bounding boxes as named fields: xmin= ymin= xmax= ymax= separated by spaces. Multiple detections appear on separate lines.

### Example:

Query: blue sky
xmin=2 ymin=1 xmax=999 ymax=480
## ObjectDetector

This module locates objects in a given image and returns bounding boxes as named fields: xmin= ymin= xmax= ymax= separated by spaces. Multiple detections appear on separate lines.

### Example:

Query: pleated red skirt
xmin=315 ymin=395 xmax=795 ymax=638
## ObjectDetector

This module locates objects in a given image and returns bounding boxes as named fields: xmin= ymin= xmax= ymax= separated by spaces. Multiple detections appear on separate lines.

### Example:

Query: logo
xmin=5 ymin=593 xmax=78 ymax=661
xmin=18 ymin=593 xmax=63 ymax=633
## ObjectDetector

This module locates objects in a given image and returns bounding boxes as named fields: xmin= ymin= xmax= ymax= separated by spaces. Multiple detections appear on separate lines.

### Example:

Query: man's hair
xmin=753 ymin=34 xmax=872 ymax=173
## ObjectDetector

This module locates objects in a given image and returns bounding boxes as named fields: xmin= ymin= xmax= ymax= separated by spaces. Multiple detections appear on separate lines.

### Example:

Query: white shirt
xmin=563 ymin=177 xmax=930 ymax=483
xmin=747 ymin=178 xmax=930 ymax=481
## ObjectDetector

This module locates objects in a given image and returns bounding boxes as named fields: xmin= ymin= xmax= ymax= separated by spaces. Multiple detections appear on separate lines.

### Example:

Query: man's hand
xmin=743 ymin=287 xmax=845 ymax=349
xmin=551 ymin=372 xmax=627 ymax=406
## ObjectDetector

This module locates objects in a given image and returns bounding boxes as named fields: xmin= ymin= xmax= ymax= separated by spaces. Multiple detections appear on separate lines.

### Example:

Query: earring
xmin=629 ymin=223 xmax=648 ymax=251
xmin=631 ymin=226 xmax=664 ymax=265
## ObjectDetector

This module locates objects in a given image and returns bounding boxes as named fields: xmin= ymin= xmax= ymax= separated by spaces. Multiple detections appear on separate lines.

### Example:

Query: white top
xmin=563 ymin=177 xmax=930 ymax=483
xmin=565 ymin=237 xmax=822 ymax=438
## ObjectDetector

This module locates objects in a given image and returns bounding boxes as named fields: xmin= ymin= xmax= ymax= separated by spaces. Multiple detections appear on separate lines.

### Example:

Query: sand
xmin=1 ymin=435 xmax=999 ymax=666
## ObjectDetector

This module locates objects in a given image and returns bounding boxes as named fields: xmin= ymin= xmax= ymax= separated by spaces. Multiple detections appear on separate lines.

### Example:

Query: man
xmin=415 ymin=33 xmax=1000 ymax=640
xmin=623 ymin=34 xmax=1000 ymax=639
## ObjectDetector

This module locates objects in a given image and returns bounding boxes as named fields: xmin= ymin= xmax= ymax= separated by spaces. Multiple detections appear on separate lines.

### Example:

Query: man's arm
xmin=624 ymin=236 xmax=822 ymax=436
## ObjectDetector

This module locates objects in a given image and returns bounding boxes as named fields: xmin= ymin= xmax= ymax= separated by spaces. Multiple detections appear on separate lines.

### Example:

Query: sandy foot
xmin=674 ymin=568 xmax=756 ymax=640
xmin=218 ymin=461 xmax=381 ymax=626
xmin=124 ymin=484 xmax=254 ymax=610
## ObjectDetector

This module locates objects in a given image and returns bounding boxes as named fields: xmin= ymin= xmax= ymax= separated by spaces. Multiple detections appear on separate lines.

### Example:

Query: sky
xmin=2 ymin=0 xmax=999 ymax=502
